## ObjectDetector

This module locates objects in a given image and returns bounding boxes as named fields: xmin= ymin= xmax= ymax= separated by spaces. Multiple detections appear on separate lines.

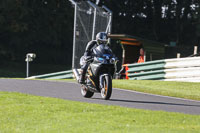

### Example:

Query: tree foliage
xmin=0 ymin=0 xmax=74 ymax=65
xmin=101 ymin=0 xmax=199 ymax=46
xmin=0 ymin=0 xmax=199 ymax=67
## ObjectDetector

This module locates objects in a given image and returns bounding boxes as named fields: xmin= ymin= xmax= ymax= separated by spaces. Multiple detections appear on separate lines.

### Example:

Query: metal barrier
xmin=26 ymin=70 xmax=73 ymax=80
xmin=125 ymin=57 xmax=200 ymax=82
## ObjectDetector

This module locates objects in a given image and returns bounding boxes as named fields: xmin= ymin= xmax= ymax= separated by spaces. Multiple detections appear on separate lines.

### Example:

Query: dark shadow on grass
xmin=92 ymin=98 xmax=200 ymax=108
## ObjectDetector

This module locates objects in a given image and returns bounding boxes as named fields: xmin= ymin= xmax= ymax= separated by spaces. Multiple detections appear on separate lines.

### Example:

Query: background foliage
xmin=0 ymin=0 xmax=73 ymax=65
xmin=0 ymin=0 xmax=199 ymax=77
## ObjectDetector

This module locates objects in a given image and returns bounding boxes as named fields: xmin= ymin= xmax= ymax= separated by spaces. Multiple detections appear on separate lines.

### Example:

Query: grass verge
xmin=0 ymin=91 xmax=200 ymax=133
xmin=113 ymin=80 xmax=200 ymax=101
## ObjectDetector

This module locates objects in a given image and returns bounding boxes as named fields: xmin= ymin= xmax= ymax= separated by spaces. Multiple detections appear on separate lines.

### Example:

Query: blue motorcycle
xmin=73 ymin=44 xmax=118 ymax=100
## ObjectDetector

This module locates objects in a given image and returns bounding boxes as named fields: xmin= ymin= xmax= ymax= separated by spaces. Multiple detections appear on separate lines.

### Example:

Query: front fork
xmin=99 ymin=74 xmax=109 ymax=89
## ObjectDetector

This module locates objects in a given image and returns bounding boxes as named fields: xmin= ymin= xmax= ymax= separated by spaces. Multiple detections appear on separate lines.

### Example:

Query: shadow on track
xmin=92 ymin=98 xmax=200 ymax=108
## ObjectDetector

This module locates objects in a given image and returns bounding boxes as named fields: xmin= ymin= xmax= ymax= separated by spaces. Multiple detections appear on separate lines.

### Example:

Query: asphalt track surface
xmin=0 ymin=79 xmax=200 ymax=115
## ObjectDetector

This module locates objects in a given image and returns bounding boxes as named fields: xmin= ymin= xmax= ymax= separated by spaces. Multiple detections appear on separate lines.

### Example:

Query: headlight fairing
xmin=98 ymin=57 xmax=104 ymax=62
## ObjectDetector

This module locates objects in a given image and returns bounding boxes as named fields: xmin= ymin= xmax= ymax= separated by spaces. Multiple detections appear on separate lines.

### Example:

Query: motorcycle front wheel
xmin=81 ymin=85 xmax=94 ymax=98
xmin=101 ymin=75 xmax=112 ymax=100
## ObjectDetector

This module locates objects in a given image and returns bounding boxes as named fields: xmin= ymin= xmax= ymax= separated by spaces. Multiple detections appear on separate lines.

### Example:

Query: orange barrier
xmin=123 ymin=64 xmax=129 ymax=80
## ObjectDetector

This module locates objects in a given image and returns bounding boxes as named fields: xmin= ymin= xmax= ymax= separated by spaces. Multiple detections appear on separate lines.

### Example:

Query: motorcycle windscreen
xmin=93 ymin=44 xmax=113 ymax=57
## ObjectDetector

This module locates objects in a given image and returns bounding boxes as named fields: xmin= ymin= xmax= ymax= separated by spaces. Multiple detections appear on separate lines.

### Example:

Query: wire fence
xmin=71 ymin=0 xmax=112 ymax=68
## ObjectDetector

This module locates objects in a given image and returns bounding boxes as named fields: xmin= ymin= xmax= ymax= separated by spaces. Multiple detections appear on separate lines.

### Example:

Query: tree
xmin=0 ymin=0 xmax=74 ymax=65
xmin=0 ymin=0 xmax=199 ymax=68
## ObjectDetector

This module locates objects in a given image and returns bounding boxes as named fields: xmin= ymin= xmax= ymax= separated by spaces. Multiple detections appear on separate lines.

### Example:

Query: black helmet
xmin=96 ymin=32 xmax=108 ymax=45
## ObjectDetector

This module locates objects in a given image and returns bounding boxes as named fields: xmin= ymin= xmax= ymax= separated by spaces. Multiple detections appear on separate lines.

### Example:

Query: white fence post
xmin=177 ymin=53 xmax=181 ymax=58
xmin=194 ymin=46 xmax=198 ymax=55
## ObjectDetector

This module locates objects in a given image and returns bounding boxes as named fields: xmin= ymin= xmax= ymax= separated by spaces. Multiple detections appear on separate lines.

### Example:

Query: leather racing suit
xmin=79 ymin=40 xmax=98 ymax=84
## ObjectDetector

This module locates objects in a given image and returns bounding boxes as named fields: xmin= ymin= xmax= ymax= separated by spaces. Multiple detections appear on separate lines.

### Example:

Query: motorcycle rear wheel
xmin=81 ymin=85 xmax=94 ymax=98
xmin=101 ymin=75 xmax=112 ymax=100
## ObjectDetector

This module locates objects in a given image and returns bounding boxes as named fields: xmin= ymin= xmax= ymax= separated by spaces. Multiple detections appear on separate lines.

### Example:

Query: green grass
xmin=0 ymin=91 xmax=200 ymax=133
xmin=113 ymin=80 xmax=200 ymax=101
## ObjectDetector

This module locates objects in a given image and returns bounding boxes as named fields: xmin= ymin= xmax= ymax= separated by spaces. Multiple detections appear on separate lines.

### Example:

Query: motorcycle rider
xmin=79 ymin=32 xmax=108 ymax=84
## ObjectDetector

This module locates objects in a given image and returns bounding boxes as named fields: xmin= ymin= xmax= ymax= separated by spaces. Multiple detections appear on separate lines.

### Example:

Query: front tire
xmin=81 ymin=85 xmax=94 ymax=98
xmin=101 ymin=75 xmax=112 ymax=100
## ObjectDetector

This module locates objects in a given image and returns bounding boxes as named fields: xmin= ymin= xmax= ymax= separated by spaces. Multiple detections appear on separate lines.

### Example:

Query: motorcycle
xmin=73 ymin=44 xmax=118 ymax=100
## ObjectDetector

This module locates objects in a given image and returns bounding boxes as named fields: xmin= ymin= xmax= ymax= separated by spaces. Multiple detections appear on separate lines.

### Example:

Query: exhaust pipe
xmin=73 ymin=69 xmax=80 ymax=81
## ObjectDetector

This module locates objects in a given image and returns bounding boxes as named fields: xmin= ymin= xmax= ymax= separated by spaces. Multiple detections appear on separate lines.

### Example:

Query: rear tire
xmin=101 ymin=75 xmax=112 ymax=100
xmin=81 ymin=86 xmax=94 ymax=98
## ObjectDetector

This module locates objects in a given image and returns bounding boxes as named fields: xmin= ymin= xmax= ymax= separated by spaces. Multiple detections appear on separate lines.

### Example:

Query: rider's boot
xmin=79 ymin=69 xmax=86 ymax=84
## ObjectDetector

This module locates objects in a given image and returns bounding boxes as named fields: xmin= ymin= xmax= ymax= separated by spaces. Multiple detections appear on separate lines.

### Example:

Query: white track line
xmin=114 ymin=88 xmax=200 ymax=103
